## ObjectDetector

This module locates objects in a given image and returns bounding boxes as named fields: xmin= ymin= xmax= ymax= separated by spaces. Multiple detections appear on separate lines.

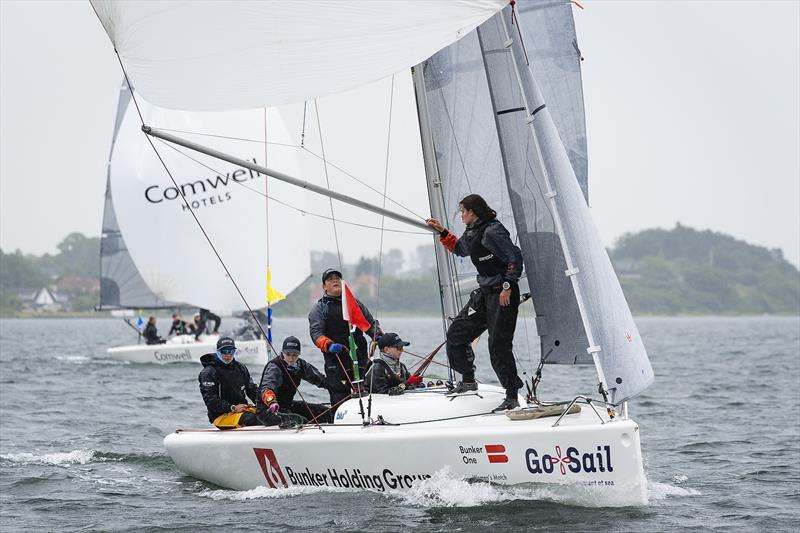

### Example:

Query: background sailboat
xmin=99 ymin=84 xmax=312 ymax=364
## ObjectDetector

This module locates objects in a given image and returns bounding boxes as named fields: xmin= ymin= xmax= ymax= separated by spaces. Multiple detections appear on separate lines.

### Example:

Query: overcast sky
xmin=1 ymin=0 xmax=798 ymax=267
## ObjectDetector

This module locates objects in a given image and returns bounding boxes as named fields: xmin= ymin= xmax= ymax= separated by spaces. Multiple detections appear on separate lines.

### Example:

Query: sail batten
xmin=477 ymin=5 xmax=654 ymax=403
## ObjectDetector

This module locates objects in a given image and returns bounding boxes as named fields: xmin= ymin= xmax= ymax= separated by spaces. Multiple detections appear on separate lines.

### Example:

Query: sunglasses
xmin=217 ymin=348 xmax=238 ymax=356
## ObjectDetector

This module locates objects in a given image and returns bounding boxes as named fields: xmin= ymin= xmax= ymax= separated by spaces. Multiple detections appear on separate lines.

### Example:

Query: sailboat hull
xmin=164 ymin=385 xmax=648 ymax=506
xmin=106 ymin=335 xmax=268 ymax=365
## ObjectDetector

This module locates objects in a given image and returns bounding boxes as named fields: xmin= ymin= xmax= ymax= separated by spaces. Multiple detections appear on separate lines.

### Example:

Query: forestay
xmin=89 ymin=0 xmax=507 ymax=110
xmin=108 ymin=93 xmax=310 ymax=312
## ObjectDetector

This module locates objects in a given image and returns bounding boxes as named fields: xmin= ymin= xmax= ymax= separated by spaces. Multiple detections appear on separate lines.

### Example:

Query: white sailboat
xmin=91 ymin=0 xmax=655 ymax=505
xmin=98 ymin=82 xmax=311 ymax=365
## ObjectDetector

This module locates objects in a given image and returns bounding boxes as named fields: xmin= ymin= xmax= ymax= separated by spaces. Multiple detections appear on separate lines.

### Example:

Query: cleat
xmin=492 ymin=398 xmax=519 ymax=412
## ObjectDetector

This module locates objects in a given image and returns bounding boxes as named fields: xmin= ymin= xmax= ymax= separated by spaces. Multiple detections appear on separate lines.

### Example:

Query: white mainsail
xmin=107 ymin=92 xmax=311 ymax=312
xmin=94 ymin=0 xmax=653 ymax=402
xmin=89 ymin=0 xmax=507 ymax=110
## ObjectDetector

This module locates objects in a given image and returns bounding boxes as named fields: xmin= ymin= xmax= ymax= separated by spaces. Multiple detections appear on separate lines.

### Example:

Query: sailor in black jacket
xmin=365 ymin=332 xmax=421 ymax=395
xmin=427 ymin=194 xmax=525 ymax=412
xmin=258 ymin=336 xmax=332 ymax=424
xmin=199 ymin=337 xmax=283 ymax=428
xmin=143 ymin=316 xmax=166 ymax=345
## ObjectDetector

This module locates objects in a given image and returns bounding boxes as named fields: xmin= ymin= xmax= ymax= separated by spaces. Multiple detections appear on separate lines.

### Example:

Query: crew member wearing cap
xmin=308 ymin=268 xmax=381 ymax=406
xmin=365 ymin=333 xmax=422 ymax=395
xmin=198 ymin=337 xmax=286 ymax=429
xmin=257 ymin=336 xmax=332 ymax=424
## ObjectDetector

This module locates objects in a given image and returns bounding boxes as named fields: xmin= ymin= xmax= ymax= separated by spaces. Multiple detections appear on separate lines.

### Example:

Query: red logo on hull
xmin=253 ymin=448 xmax=288 ymax=488
xmin=485 ymin=444 xmax=508 ymax=463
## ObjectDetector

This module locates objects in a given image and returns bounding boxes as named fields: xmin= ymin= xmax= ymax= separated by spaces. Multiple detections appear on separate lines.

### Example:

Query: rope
xmin=153 ymin=139 xmax=428 ymax=235
xmin=313 ymin=99 xmax=343 ymax=271
xmin=375 ymin=74 xmax=395 ymax=318
xmin=110 ymin=51 xmax=327 ymax=432
xmin=152 ymin=127 xmax=426 ymax=220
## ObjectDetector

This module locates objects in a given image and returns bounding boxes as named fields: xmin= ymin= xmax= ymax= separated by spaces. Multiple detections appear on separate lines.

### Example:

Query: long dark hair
xmin=459 ymin=194 xmax=496 ymax=221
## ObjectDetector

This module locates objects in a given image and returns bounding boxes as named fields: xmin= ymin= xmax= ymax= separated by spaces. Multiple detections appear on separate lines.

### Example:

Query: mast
xmin=410 ymin=65 xmax=461 ymax=329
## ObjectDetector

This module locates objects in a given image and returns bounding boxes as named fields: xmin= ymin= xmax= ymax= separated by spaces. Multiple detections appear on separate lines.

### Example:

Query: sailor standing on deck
xmin=308 ymin=268 xmax=381 ymax=406
xmin=258 ymin=336 xmax=332 ymax=424
xmin=426 ymin=194 xmax=525 ymax=412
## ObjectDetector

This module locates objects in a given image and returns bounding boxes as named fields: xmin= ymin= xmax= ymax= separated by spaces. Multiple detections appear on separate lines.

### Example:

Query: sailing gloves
xmin=328 ymin=343 xmax=345 ymax=353
xmin=261 ymin=389 xmax=279 ymax=414
xmin=407 ymin=375 xmax=423 ymax=386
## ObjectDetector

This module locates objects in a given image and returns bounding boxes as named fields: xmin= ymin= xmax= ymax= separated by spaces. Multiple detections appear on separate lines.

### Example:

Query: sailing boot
xmin=447 ymin=381 xmax=478 ymax=395
xmin=492 ymin=398 xmax=520 ymax=412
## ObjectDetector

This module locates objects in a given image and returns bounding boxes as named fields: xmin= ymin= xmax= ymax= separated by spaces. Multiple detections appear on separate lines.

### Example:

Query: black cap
xmin=216 ymin=337 xmax=236 ymax=351
xmin=281 ymin=336 xmax=301 ymax=354
xmin=378 ymin=332 xmax=410 ymax=350
xmin=321 ymin=268 xmax=342 ymax=283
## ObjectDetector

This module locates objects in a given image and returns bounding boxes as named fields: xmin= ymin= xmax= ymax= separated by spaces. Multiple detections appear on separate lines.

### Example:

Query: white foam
xmin=648 ymin=480 xmax=700 ymax=501
xmin=388 ymin=467 xmax=648 ymax=508
xmin=198 ymin=484 xmax=346 ymax=501
xmin=55 ymin=355 xmax=91 ymax=363
xmin=0 ymin=450 xmax=95 ymax=466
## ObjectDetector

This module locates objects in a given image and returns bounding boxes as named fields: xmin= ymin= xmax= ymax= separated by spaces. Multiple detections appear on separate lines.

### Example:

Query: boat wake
xmin=0 ymin=450 xmax=98 ymax=466
xmin=198 ymin=484 xmax=348 ymax=501
xmin=191 ymin=467 xmax=677 ymax=509
xmin=647 ymin=479 xmax=701 ymax=502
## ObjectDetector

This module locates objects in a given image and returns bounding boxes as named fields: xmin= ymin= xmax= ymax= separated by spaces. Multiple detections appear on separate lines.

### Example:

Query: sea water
xmin=0 ymin=316 xmax=798 ymax=531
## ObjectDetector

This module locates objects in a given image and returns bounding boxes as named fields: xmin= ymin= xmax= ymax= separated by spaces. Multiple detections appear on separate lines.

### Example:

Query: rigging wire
xmin=153 ymin=139 xmax=429 ymax=236
xmin=313 ymin=99 xmax=342 ymax=271
xmin=110 ymin=51 xmax=325 ymax=432
xmin=368 ymin=75 xmax=396 ymax=418
xmin=153 ymin=128 xmax=427 ymax=221
xmin=263 ymin=108 xmax=272 ymax=343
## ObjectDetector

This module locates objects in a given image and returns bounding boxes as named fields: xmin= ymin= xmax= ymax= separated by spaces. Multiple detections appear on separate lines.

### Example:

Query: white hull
xmin=164 ymin=385 xmax=647 ymax=506
xmin=107 ymin=335 xmax=268 ymax=365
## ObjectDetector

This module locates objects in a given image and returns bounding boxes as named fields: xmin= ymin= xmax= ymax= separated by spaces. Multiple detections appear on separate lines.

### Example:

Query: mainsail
xmin=100 ymin=83 xmax=181 ymax=309
xmin=92 ymin=0 xmax=653 ymax=403
xmin=102 ymin=88 xmax=311 ymax=313
xmin=476 ymin=4 xmax=654 ymax=402
xmin=418 ymin=0 xmax=589 ymax=365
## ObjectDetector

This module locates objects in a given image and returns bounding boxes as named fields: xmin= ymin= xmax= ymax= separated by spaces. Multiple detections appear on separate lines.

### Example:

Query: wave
xmin=387 ymin=468 xmax=650 ymax=508
xmin=198 ymin=484 xmax=347 ymax=501
xmin=0 ymin=450 xmax=97 ymax=466
xmin=0 ymin=449 xmax=171 ymax=468
xmin=648 ymin=480 xmax=700 ymax=501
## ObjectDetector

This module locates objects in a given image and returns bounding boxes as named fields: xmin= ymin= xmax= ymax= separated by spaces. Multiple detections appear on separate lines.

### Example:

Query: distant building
xmin=17 ymin=287 xmax=69 ymax=311
xmin=56 ymin=276 xmax=100 ymax=294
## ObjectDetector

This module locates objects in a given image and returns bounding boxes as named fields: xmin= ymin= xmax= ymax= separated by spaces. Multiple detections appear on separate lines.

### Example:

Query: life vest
xmin=468 ymin=219 xmax=508 ymax=278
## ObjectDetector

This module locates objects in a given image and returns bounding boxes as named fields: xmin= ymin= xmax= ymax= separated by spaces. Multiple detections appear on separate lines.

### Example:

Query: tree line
xmin=1 ymin=225 xmax=798 ymax=316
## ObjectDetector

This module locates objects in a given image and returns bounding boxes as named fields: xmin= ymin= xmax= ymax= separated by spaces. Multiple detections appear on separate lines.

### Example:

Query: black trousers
xmin=446 ymin=285 xmax=523 ymax=398
xmin=323 ymin=351 xmax=368 ymax=407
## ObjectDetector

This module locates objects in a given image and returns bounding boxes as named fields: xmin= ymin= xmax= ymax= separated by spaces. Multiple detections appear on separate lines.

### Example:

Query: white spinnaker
xmin=90 ymin=0 xmax=507 ymax=111
xmin=110 ymin=96 xmax=310 ymax=313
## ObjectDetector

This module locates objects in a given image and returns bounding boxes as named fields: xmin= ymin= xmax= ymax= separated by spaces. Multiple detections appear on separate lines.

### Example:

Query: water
xmin=1 ymin=316 xmax=798 ymax=531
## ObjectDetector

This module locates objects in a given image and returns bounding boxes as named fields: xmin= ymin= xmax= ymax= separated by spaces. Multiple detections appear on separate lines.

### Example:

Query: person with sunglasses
xmin=198 ymin=337 xmax=287 ymax=429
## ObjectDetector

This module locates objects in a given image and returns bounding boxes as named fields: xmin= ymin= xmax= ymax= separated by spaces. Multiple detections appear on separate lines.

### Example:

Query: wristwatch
xmin=502 ymin=281 xmax=511 ymax=291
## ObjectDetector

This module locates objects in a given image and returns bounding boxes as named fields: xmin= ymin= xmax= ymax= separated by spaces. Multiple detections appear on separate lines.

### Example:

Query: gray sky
xmin=1 ymin=0 xmax=798 ymax=267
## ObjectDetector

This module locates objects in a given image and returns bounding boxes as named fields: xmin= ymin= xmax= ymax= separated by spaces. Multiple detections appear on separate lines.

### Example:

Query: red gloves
xmin=407 ymin=375 xmax=423 ymax=386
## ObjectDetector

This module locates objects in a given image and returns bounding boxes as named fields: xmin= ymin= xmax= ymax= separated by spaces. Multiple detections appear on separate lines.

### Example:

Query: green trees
xmin=611 ymin=224 xmax=800 ymax=315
